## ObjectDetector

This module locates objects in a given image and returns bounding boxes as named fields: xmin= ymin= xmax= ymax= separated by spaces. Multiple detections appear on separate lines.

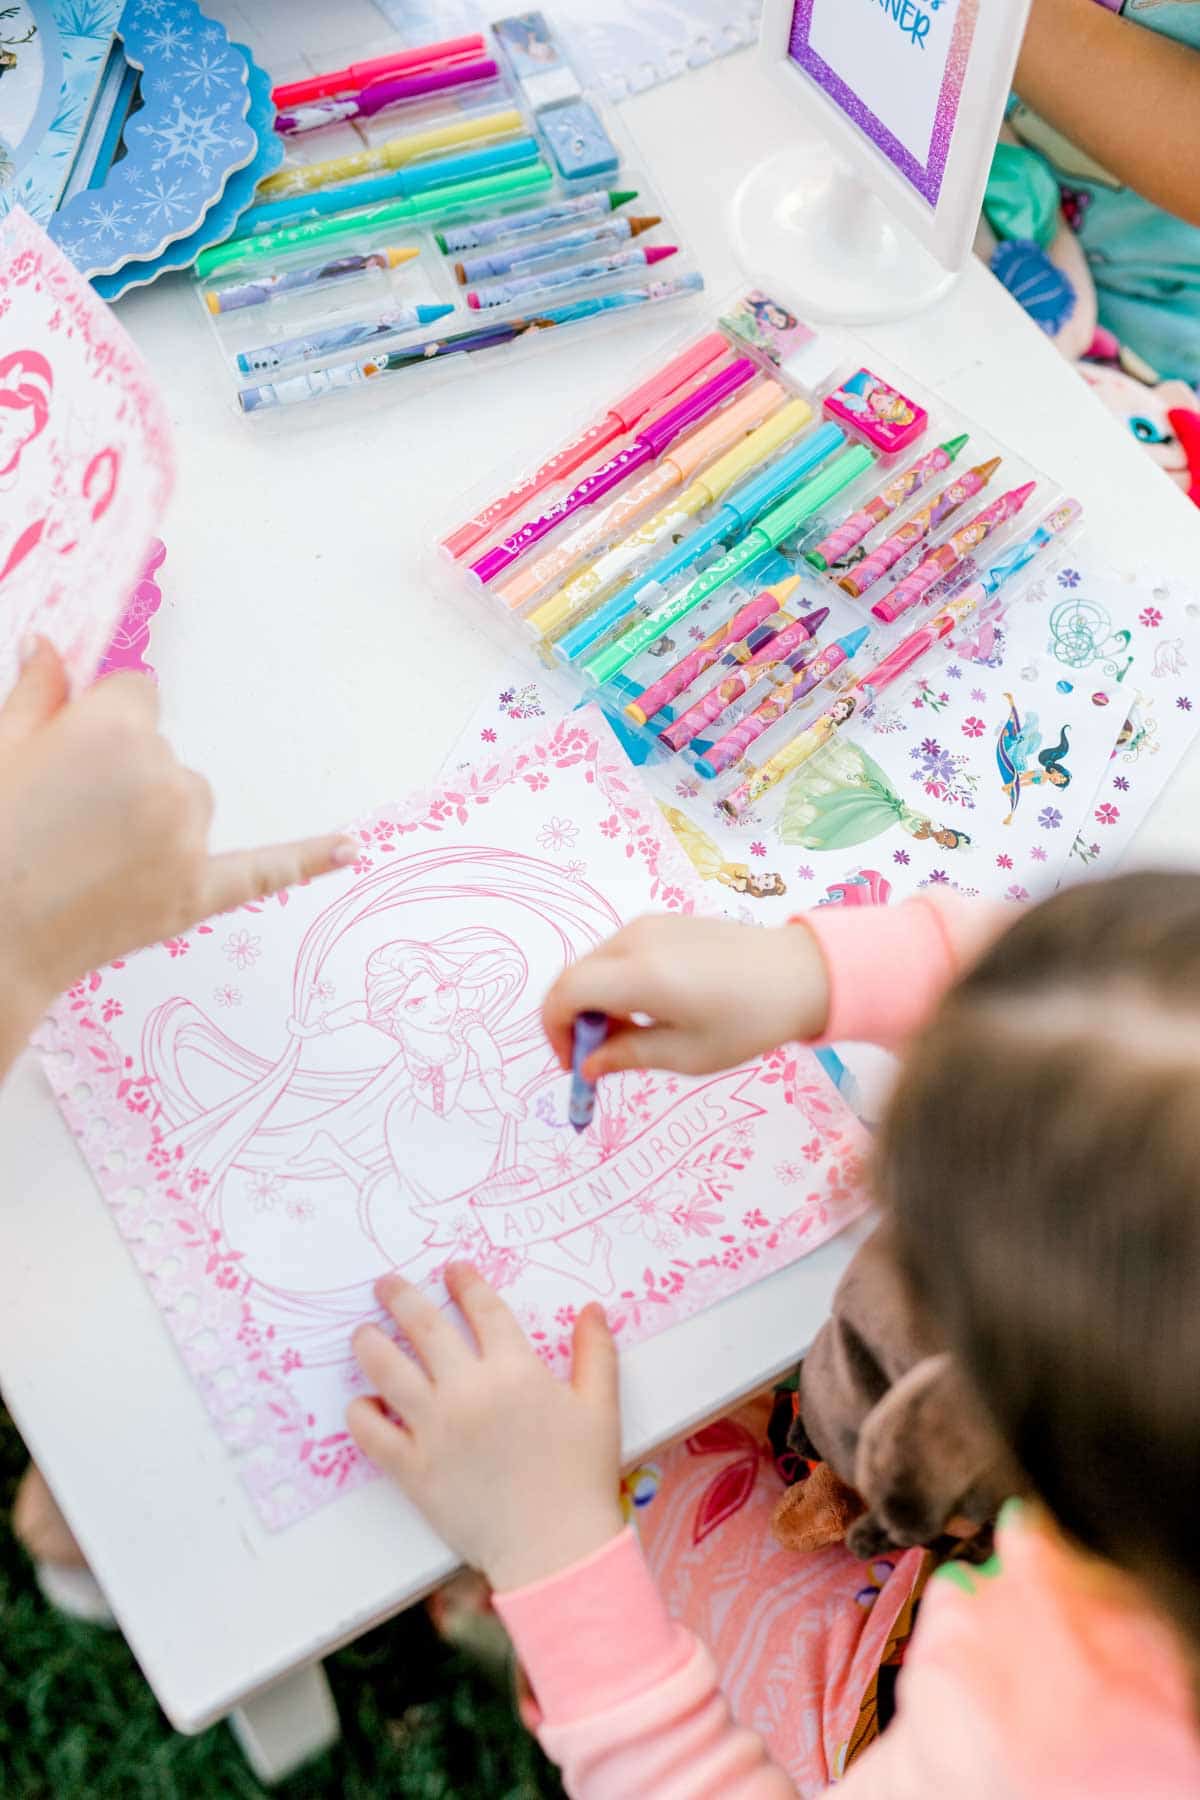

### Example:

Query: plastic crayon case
xmin=430 ymin=287 xmax=1079 ymax=825
xmin=198 ymin=21 xmax=701 ymax=419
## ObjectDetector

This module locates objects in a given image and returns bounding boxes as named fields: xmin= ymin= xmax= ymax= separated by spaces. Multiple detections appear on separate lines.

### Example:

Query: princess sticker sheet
xmin=0 ymin=208 xmax=173 ymax=694
xmin=442 ymin=543 xmax=1158 ymax=928
xmin=1062 ymin=568 xmax=1200 ymax=878
xmin=39 ymin=717 xmax=867 ymax=1529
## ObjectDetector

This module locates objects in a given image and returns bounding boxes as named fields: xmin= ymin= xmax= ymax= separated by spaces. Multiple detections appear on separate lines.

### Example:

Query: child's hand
xmin=0 ymin=640 xmax=354 ymax=1044
xmin=542 ymin=914 xmax=831 ymax=1079
xmin=349 ymin=1264 xmax=624 ymax=1592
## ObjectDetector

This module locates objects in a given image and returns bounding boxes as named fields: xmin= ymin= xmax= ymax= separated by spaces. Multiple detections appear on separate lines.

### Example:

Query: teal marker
xmin=581 ymin=445 xmax=874 ymax=687
xmin=197 ymin=162 xmax=553 ymax=279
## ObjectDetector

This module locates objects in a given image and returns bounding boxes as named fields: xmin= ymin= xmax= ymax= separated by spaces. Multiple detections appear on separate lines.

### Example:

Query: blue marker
xmin=555 ymin=423 xmax=846 ymax=663
xmin=569 ymin=1012 xmax=608 ymax=1132
xmin=245 ymin=138 xmax=542 ymax=233
xmin=237 ymin=303 xmax=455 ymax=374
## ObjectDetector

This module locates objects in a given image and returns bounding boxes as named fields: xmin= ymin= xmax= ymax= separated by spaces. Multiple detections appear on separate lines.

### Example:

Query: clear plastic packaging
xmin=195 ymin=13 xmax=703 ymax=421
xmin=431 ymin=286 xmax=1084 ymax=829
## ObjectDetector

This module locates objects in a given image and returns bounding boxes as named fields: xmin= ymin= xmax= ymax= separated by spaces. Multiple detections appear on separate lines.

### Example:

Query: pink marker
xmin=658 ymin=605 xmax=830 ymax=753
xmin=871 ymin=483 xmax=1037 ymax=625
xmin=625 ymin=576 xmax=799 ymax=725
xmin=469 ymin=357 xmax=757 ymax=584
xmin=441 ymin=332 xmax=728 ymax=560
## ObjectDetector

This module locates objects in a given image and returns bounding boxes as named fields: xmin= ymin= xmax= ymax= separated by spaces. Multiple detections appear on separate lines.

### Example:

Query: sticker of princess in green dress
xmin=779 ymin=738 xmax=971 ymax=854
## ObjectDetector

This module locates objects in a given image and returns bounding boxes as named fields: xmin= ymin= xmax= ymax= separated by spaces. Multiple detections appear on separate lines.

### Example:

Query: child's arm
xmin=349 ymin=1266 xmax=797 ymax=1799
xmin=0 ymin=640 xmax=353 ymax=1080
xmin=541 ymin=895 xmax=1008 ymax=1081
xmin=1016 ymin=0 xmax=1200 ymax=226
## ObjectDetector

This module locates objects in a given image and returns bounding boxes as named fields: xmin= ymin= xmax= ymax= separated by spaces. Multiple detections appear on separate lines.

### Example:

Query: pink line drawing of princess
xmin=138 ymin=847 xmax=625 ymax=1364
xmin=0 ymin=347 xmax=121 ymax=590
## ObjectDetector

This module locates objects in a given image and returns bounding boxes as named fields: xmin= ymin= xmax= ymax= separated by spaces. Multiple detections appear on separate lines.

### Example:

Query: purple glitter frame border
xmin=788 ymin=0 xmax=978 ymax=208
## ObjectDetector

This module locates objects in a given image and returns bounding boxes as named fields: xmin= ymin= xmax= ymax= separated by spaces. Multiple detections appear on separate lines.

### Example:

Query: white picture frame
xmin=756 ymin=0 xmax=1032 ymax=275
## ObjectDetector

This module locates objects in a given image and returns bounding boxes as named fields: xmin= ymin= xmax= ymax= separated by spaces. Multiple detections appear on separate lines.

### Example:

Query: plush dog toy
xmin=772 ymin=1222 xmax=1019 ymax=1558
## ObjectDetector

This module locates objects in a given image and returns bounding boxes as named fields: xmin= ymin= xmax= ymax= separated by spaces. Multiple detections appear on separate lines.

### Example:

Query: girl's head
xmin=0 ymin=350 xmax=52 ymax=479
xmin=365 ymin=931 xmax=524 ymax=1036
xmin=877 ymin=872 xmax=1200 ymax=1658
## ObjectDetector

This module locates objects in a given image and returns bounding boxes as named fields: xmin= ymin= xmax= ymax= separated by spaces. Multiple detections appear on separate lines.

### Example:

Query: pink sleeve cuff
xmin=800 ymin=895 xmax=1007 ymax=1048
xmin=494 ymin=1528 xmax=688 ymax=1724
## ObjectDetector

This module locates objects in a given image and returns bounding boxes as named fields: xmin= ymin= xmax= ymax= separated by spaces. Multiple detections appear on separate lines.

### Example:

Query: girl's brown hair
xmin=877 ymin=871 xmax=1200 ymax=1656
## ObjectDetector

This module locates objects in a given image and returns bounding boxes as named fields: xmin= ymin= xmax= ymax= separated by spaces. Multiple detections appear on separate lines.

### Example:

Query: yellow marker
xmin=257 ymin=108 xmax=525 ymax=201
xmin=529 ymin=395 xmax=813 ymax=641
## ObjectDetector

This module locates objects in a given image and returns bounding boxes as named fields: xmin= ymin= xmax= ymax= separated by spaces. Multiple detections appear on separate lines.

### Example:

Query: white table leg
xmin=228 ymin=1662 xmax=340 ymax=1784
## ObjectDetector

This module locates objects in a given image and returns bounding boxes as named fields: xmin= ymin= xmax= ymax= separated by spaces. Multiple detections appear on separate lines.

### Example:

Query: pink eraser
xmin=823 ymin=368 xmax=928 ymax=455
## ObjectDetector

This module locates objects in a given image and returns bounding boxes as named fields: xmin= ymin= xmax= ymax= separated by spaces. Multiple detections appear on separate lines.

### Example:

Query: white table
xmin=3 ymin=26 xmax=1199 ymax=1783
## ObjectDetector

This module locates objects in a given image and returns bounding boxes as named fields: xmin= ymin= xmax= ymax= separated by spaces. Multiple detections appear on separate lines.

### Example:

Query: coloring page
xmin=1060 ymin=568 xmax=1200 ymax=878
xmin=0 ymin=207 xmax=173 ymax=694
xmin=39 ymin=716 xmax=867 ymax=1529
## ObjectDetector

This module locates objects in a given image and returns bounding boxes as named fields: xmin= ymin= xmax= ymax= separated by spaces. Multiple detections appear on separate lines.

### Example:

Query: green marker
xmin=582 ymin=445 xmax=875 ymax=687
xmin=197 ymin=162 xmax=554 ymax=279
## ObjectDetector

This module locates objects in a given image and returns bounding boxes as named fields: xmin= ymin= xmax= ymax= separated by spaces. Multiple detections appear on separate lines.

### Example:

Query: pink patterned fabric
xmin=630 ymin=1398 xmax=925 ymax=1794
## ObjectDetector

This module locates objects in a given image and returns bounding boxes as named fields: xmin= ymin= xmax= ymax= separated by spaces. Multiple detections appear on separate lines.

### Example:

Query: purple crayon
xmin=695 ymin=628 xmax=869 ymax=779
xmin=659 ymin=606 xmax=830 ymax=753
xmin=470 ymin=357 xmax=756 ymax=584
xmin=625 ymin=577 xmax=800 ymax=726
xmin=569 ymin=1012 xmax=608 ymax=1131
xmin=805 ymin=434 xmax=968 ymax=572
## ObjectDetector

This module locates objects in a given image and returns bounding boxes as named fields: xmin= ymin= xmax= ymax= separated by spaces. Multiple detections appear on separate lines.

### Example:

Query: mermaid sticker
xmin=996 ymin=692 xmax=1073 ymax=823
xmin=779 ymin=739 xmax=970 ymax=854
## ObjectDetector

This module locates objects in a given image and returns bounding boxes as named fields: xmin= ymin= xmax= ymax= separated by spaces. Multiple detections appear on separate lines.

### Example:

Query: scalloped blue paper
xmin=93 ymin=46 xmax=281 ymax=299
xmin=49 ymin=0 xmax=257 ymax=279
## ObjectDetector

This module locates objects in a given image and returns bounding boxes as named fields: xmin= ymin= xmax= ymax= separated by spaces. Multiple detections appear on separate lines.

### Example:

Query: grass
xmin=0 ymin=1409 xmax=565 ymax=1800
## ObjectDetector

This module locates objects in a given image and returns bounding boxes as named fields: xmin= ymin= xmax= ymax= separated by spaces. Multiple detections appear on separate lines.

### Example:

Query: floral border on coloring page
xmin=38 ymin=717 xmax=866 ymax=1529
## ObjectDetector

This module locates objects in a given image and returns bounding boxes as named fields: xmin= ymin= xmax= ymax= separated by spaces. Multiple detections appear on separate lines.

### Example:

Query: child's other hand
xmin=349 ymin=1264 xmax=624 ymax=1593
xmin=0 ymin=640 xmax=354 ymax=1035
xmin=542 ymin=914 xmax=831 ymax=1079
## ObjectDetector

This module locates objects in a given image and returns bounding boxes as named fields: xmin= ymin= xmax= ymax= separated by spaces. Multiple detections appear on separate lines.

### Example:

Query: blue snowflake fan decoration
xmin=50 ymin=0 xmax=261 ymax=280
xmin=989 ymin=238 xmax=1076 ymax=338
xmin=93 ymin=44 xmax=281 ymax=298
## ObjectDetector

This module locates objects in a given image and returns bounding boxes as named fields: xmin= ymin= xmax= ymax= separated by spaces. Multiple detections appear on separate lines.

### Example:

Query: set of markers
xmin=437 ymin=290 xmax=1082 ymax=820
xmin=194 ymin=15 xmax=702 ymax=417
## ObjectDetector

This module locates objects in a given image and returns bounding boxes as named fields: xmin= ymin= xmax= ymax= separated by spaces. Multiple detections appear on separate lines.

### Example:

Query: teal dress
xmin=1008 ymin=1 xmax=1200 ymax=384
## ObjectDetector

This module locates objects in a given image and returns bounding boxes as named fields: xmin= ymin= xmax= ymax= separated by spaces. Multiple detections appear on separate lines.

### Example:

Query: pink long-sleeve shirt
xmin=494 ymin=896 xmax=1200 ymax=1799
